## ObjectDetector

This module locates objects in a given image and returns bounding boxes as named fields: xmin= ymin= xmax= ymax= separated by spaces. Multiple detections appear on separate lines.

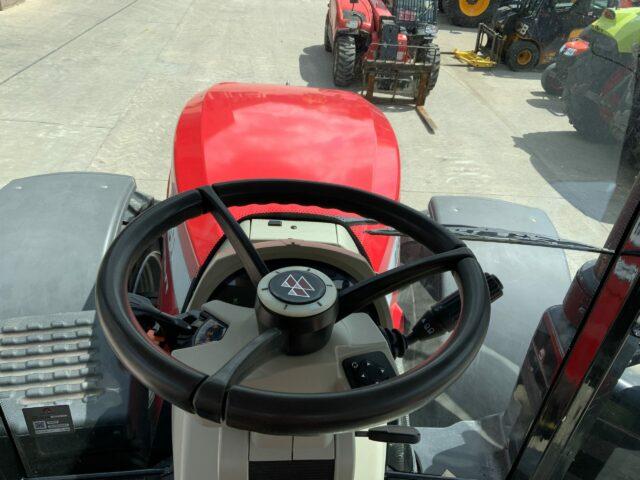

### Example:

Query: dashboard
xmin=208 ymin=259 xmax=358 ymax=308
xmin=187 ymin=234 xmax=391 ymax=329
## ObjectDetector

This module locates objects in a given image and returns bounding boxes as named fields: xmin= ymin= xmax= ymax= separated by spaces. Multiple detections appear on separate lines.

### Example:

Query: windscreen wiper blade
xmin=338 ymin=216 xmax=380 ymax=226
xmin=366 ymin=224 xmax=613 ymax=255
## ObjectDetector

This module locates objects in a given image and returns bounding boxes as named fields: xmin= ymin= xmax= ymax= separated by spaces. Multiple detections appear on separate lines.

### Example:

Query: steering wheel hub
xmin=256 ymin=266 xmax=338 ymax=355
xmin=267 ymin=269 xmax=327 ymax=305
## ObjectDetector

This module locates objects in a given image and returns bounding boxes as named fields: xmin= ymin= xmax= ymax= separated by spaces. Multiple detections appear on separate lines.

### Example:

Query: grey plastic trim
xmin=424 ymin=195 xmax=572 ymax=424
xmin=0 ymin=172 xmax=136 ymax=319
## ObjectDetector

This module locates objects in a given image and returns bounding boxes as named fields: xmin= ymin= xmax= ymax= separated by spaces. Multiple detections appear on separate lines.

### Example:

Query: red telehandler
xmin=325 ymin=0 xmax=440 ymax=127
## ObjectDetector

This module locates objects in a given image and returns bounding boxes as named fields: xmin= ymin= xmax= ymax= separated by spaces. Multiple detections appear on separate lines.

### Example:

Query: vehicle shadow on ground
xmin=415 ymin=429 xmax=507 ymax=477
xmin=483 ymin=66 xmax=543 ymax=80
xmin=299 ymin=45 xmax=338 ymax=88
xmin=436 ymin=16 xmax=477 ymax=34
xmin=526 ymin=91 xmax=565 ymax=116
xmin=513 ymin=131 xmax=632 ymax=223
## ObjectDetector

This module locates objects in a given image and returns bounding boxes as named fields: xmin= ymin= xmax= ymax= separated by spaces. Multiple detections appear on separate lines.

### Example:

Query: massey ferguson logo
xmin=281 ymin=273 xmax=316 ymax=298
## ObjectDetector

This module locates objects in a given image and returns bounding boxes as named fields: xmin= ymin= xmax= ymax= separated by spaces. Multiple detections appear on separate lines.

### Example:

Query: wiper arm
xmin=366 ymin=224 xmax=613 ymax=255
xmin=338 ymin=216 xmax=380 ymax=227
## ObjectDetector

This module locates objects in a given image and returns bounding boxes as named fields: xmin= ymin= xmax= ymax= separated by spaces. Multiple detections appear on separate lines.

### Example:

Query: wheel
xmin=124 ymin=191 xmax=162 ymax=303
xmin=424 ymin=43 xmax=441 ymax=97
xmin=506 ymin=40 xmax=540 ymax=71
xmin=563 ymin=60 xmax=613 ymax=142
xmin=445 ymin=0 xmax=495 ymax=28
xmin=324 ymin=14 xmax=332 ymax=53
xmin=129 ymin=246 xmax=162 ymax=302
xmin=97 ymin=180 xmax=491 ymax=435
xmin=541 ymin=63 xmax=563 ymax=96
xmin=332 ymin=35 xmax=357 ymax=87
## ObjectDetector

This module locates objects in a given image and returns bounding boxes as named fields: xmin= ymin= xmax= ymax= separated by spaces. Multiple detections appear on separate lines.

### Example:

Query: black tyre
xmin=563 ymin=62 xmax=613 ymax=142
xmin=124 ymin=192 xmax=163 ymax=304
xmin=541 ymin=63 xmax=563 ymax=96
xmin=424 ymin=43 xmax=441 ymax=96
xmin=333 ymin=35 xmax=357 ymax=87
xmin=506 ymin=40 xmax=540 ymax=71
xmin=445 ymin=0 xmax=496 ymax=28
xmin=129 ymin=246 xmax=163 ymax=302
xmin=324 ymin=14 xmax=332 ymax=53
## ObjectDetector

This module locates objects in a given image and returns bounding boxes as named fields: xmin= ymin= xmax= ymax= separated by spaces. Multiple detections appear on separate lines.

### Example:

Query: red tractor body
xmin=327 ymin=0 xmax=377 ymax=38
xmin=160 ymin=83 xmax=403 ymax=325
xmin=327 ymin=0 xmax=401 ymax=38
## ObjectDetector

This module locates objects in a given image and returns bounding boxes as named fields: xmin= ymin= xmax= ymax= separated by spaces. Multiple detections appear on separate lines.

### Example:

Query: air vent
xmin=0 ymin=314 xmax=103 ymax=403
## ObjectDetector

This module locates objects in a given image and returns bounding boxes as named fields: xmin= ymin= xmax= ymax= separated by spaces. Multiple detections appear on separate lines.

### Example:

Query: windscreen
xmin=1 ymin=1 xmax=639 ymax=479
xmin=393 ymin=0 xmax=437 ymax=23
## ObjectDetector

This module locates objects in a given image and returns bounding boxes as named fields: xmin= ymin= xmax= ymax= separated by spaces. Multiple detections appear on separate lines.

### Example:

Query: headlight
xmin=423 ymin=24 xmax=438 ymax=36
xmin=342 ymin=9 xmax=362 ymax=30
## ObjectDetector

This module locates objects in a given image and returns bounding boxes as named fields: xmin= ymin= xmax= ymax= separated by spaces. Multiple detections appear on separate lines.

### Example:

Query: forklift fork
xmin=361 ymin=43 xmax=437 ymax=133
xmin=453 ymin=23 xmax=506 ymax=68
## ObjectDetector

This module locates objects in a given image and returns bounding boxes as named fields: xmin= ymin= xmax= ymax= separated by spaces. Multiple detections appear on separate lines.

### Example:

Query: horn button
xmin=268 ymin=270 xmax=327 ymax=304
xmin=256 ymin=266 xmax=338 ymax=355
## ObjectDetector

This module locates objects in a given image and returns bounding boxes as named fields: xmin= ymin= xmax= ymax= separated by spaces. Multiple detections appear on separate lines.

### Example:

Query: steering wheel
xmin=96 ymin=180 xmax=490 ymax=435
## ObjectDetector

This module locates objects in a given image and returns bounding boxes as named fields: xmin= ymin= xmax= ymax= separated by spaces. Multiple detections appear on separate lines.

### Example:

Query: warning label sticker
xmin=23 ymin=405 xmax=74 ymax=436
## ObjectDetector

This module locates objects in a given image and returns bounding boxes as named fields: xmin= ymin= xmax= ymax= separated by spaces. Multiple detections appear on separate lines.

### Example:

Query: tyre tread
xmin=333 ymin=36 xmax=357 ymax=87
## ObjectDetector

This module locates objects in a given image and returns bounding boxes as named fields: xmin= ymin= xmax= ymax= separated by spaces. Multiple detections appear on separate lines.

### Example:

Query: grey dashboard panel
xmin=409 ymin=196 xmax=572 ymax=426
xmin=0 ymin=172 xmax=136 ymax=319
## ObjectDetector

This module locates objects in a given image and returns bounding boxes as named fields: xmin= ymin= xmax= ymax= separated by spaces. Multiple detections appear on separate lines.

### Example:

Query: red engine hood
xmin=172 ymin=83 xmax=400 ymax=270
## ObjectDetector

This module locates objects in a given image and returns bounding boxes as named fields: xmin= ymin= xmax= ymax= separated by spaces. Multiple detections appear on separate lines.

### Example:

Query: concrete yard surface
xmin=1 ymin=0 xmax=630 ymax=255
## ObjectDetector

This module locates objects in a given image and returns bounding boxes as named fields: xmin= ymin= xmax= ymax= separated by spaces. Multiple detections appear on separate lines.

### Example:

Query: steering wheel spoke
xmin=192 ymin=327 xmax=286 ymax=423
xmin=96 ymin=180 xmax=491 ymax=435
xmin=337 ymin=247 xmax=474 ymax=320
xmin=198 ymin=185 xmax=269 ymax=287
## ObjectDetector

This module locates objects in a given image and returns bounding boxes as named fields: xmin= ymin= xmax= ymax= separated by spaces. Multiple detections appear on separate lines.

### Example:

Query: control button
xmin=342 ymin=352 xmax=395 ymax=388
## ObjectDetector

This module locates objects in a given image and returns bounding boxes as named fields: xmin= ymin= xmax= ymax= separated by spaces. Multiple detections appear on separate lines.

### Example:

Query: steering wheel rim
xmin=96 ymin=180 xmax=490 ymax=435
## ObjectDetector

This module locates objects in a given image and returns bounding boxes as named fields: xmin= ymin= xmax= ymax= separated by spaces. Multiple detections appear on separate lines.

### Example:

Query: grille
xmin=392 ymin=0 xmax=437 ymax=26
xmin=0 ymin=313 xmax=103 ymax=403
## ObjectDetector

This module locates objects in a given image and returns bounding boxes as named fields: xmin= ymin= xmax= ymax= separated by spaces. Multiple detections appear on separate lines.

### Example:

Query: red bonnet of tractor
xmin=158 ymin=83 xmax=403 ymax=326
